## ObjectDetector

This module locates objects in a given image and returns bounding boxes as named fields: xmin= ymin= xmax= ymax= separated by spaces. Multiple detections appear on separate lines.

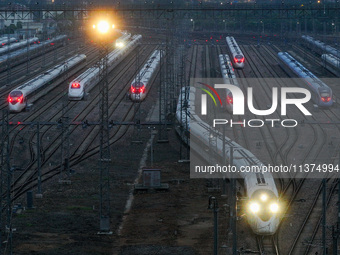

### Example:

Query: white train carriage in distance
xmin=176 ymin=87 xmax=281 ymax=235
xmin=226 ymin=36 xmax=245 ymax=69
xmin=302 ymin=35 xmax=340 ymax=58
xmin=8 ymin=54 xmax=86 ymax=112
xmin=0 ymin=37 xmax=38 ymax=56
xmin=130 ymin=49 xmax=161 ymax=101
xmin=69 ymin=34 xmax=142 ymax=100
xmin=0 ymin=37 xmax=17 ymax=46
xmin=322 ymin=54 xmax=340 ymax=77
xmin=278 ymin=52 xmax=333 ymax=107
xmin=218 ymin=54 xmax=240 ymax=113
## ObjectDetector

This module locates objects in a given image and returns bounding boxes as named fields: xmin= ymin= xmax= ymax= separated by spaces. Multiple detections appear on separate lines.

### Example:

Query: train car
xmin=130 ymin=49 xmax=161 ymax=101
xmin=8 ymin=54 xmax=86 ymax=112
xmin=69 ymin=34 xmax=142 ymax=100
xmin=115 ymin=32 xmax=131 ymax=48
xmin=218 ymin=54 xmax=240 ymax=112
xmin=0 ymin=37 xmax=17 ymax=46
xmin=0 ymin=37 xmax=38 ymax=56
xmin=321 ymin=54 xmax=340 ymax=77
xmin=0 ymin=35 xmax=67 ymax=73
xmin=226 ymin=36 xmax=245 ymax=69
xmin=176 ymin=86 xmax=281 ymax=235
xmin=302 ymin=35 xmax=340 ymax=58
xmin=278 ymin=52 xmax=333 ymax=107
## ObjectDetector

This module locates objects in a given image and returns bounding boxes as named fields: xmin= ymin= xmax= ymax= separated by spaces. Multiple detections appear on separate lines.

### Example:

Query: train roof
xmin=132 ymin=49 xmax=161 ymax=85
xmin=278 ymin=52 xmax=331 ymax=91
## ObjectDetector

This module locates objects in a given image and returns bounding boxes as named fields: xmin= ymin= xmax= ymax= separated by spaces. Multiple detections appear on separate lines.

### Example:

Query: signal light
xmin=321 ymin=97 xmax=326 ymax=102
xmin=327 ymin=97 xmax=331 ymax=102
xmin=227 ymin=95 xmax=233 ymax=104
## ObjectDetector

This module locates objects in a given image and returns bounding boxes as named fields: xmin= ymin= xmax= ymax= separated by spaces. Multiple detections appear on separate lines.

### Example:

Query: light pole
xmin=223 ymin=20 xmax=226 ymax=31
xmin=208 ymin=196 xmax=219 ymax=255
xmin=190 ymin=19 xmax=195 ymax=31
xmin=260 ymin=20 xmax=264 ymax=34
xmin=90 ymin=17 xmax=116 ymax=234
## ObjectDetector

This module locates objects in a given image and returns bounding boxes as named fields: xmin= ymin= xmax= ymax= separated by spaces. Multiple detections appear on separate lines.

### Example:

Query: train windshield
xmin=8 ymin=91 xmax=23 ymax=105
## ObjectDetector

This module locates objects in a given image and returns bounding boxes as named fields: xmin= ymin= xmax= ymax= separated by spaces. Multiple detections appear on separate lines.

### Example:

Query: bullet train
xmin=322 ymin=54 xmax=340 ymax=77
xmin=0 ymin=37 xmax=38 ymax=56
xmin=116 ymin=32 xmax=131 ymax=48
xmin=176 ymin=86 xmax=281 ymax=235
xmin=226 ymin=36 xmax=245 ymax=69
xmin=218 ymin=54 xmax=240 ymax=113
xmin=302 ymin=35 xmax=340 ymax=58
xmin=68 ymin=34 xmax=142 ymax=100
xmin=0 ymin=37 xmax=17 ymax=46
xmin=0 ymin=35 xmax=67 ymax=71
xmin=278 ymin=52 xmax=333 ymax=107
xmin=130 ymin=49 xmax=161 ymax=101
xmin=8 ymin=54 xmax=86 ymax=112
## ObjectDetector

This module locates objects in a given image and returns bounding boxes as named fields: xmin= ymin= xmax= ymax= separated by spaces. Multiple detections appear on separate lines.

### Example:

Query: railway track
xmin=8 ymin=44 xmax=158 ymax=201
xmin=256 ymin=234 xmax=280 ymax=255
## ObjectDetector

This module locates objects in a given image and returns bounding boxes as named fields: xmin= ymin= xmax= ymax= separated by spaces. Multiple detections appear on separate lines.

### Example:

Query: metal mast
xmin=98 ymin=44 xmax=111 ymax=233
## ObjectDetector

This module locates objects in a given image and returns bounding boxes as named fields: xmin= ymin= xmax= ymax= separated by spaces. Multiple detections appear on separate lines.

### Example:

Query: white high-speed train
xmin=226 ymin=36 xmax=245 ymax=69
xmin=0 ymin=37 xmax=38 ymax=56
xmin=176 ymin=86 xmax=281 ymax=235
xmin=68 ymin=34 xmax=142 ymax=100
xmin=218 ymin=54 xmax=240 ymax=113
xmin=322 ymin=54 xmax=340 ymax=77
xmin=0 ymin=37 xmax=17 ymax=46
xmin=302 ymin=35 xmax=340 ymax=58
xmin=130 ymin=49 xmax=161 ymax=101
xmin=116 ymin=32 xmax=131 ymax=48
xmin=0 ymin=35 xmax=67 ymax=72
xmin=278 ymin=52 xmax=333 ymax=107
xmin=8 ymin=54 xmax=86 ymax=112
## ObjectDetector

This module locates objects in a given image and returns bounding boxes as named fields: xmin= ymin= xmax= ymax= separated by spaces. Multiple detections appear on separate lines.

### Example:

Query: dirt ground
xmin=9 ymin=119 xmax=232 ymax=255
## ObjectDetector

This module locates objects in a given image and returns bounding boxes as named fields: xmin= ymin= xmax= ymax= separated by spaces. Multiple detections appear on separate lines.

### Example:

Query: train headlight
xmin=260 ymin=194 xmax=268 ymax=201
xmin=270 ymin=203 xmax=279 ymax=213
xmin=249 ymin=202 xmax=260 ymax=213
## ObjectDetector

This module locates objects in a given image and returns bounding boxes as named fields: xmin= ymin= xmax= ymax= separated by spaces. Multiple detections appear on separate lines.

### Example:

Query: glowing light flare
xmin=97 ymin=21 xmax=110 ymax=34
xmin=234 ymin=57 xmax=245 ymax=63
xmin=260 ymin=194 xmax=268 ymax=201
xmin=131 ymin=85 xmax=145 ymax=94
xmin=249 ymin=202 xmax=260 ymax=213
xmin=270 ymin=203 xmax=279 ymax=213
xmin=116 ymin=42 xmax=125 ymax=48
xmin=227 ymin=95 xmax=233 ymax=105
xmin=71 ymin=83 xmax=80 ymax=89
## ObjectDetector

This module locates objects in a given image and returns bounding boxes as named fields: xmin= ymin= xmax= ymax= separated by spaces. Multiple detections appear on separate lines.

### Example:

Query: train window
xmin=256 ymin=173 xmax=266 ymax=185
xmin=10 ymin=91 xmax=23 ymax=97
